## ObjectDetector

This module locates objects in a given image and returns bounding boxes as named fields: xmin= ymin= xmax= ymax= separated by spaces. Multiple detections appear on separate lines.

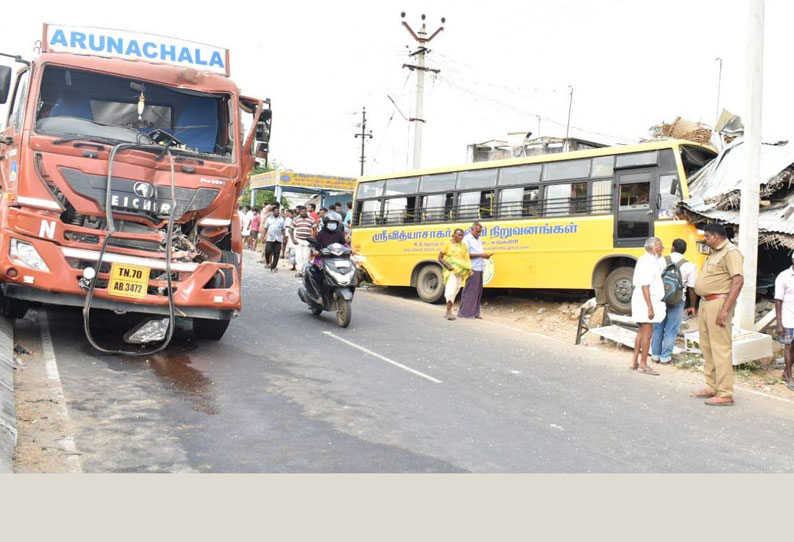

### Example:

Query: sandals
xmin=637 ymin=366 xmax=659 ymax=376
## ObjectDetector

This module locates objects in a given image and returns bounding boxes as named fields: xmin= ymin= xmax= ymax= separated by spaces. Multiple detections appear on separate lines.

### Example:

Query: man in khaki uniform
xmin=691 ymin=223 xmax=744 ymax=406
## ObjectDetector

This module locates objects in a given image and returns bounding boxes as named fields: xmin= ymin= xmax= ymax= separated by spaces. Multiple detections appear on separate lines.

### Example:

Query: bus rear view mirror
xmin=0 ymin=65 xmax=12 ymax=104
xmin=255 ymin=142 xmax=269 ymax=165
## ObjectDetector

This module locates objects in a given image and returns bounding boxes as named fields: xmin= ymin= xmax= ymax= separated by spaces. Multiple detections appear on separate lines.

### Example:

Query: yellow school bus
xmin=350 ymin=140 xmax=716 ymax=313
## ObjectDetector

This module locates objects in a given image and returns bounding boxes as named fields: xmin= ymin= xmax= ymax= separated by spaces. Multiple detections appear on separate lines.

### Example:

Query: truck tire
xmin=193 ymin=318 xmax=231 ymax=341
xmin=604 ymin=266 xmax=634 ymax=315
xmin=415 ymin=264 xmax=444 ymax=304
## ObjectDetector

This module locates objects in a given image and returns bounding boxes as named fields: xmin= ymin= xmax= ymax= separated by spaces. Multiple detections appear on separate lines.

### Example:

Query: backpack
xmin=661 ymin=256 xmax=687 ymax=306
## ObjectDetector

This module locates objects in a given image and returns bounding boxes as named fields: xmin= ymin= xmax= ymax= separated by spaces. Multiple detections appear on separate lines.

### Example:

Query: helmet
xmin=322 ymin=211 xmax=343 ymax=232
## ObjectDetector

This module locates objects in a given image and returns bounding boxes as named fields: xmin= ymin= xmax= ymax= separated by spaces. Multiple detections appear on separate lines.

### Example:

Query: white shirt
xmin=265 ymin=215 xmax=285 ymax=243
xmin=464 ymin=233 xmax=485 ymax=272
xmin=242 ymin=210 xmax=254 ymax=236
xmin=669 ymin=252 xmax=697 ymax=303
xmin=631 ymin=252 xmax=666 ymax=323
xmin=775 ymin=267 xmax=794 ymax=329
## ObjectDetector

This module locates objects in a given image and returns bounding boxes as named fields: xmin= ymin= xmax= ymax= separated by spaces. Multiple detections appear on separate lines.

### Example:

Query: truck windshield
xmin=35 ymin=66 xmax=233 ymax=159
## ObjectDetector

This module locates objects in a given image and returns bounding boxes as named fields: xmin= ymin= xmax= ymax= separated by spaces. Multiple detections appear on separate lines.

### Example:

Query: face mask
xmin=327 ymin=222 xmax=338 ymax=231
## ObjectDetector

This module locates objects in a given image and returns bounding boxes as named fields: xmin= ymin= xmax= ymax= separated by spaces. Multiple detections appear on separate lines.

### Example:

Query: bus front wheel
xmin=604 ymin=266 xmax=634 ymax=315
xmin=416 ymin=265 xmax=444 ymax=304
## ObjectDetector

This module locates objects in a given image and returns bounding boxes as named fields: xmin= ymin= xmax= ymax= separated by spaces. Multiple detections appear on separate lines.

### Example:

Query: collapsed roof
xmin=679 ymin=122 xmax=794 ymax=250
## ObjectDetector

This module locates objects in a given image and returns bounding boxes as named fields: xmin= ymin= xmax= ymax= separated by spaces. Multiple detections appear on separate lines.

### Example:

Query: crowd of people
xmin=627 ymin=222 xmax=794 ymax=407
xmin=237 ymin=200 xmax=354 ymax=275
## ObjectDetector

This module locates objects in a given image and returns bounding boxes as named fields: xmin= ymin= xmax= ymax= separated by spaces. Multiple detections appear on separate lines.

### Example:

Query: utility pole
xmin=354 ymin=107 xmax=374 ymax=176
xmin=401 ymin=12 xmax=445 ymax=170
xmin=715 ymin=57 xmax=723 ymax=125
xmin=564 ymin=85 xmax=574 ymax=151
xmin=736 ymin=0 xmax=764 ymax=330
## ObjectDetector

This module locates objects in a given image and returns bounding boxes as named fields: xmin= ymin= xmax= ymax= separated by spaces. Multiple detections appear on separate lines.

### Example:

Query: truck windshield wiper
xmin=52 ymin=135 xmax=123 ymax=146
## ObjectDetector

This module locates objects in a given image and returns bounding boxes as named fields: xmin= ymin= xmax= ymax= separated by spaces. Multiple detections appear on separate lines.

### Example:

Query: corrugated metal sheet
xmin=682 ymin=194 xmax=794 ymax=235
xmin=687 ymin=138 xmax=794 ymax=200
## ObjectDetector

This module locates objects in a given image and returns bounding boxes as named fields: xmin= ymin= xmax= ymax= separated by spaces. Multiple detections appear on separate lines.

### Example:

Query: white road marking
xmin=323 ymin=331 xmax=443 ymax=384
xmin=39 ymin=309 xmax=83 ymax=473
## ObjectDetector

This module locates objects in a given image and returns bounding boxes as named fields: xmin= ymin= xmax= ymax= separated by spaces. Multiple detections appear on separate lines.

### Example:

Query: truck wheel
xmin=604 ymin=266 xmax=634 ymax=315
xmin=193 ymin=318 xmax=231 ymax=340
xmin=416 ymin=265 xmax=444 ymax=304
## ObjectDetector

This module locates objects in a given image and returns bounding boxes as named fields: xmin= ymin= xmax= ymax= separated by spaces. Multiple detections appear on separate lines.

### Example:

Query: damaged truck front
xmin=0 ymin=25 xmax=271 ymax=351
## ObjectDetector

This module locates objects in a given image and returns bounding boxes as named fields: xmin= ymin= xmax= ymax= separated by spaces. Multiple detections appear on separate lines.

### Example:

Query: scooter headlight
xmin=327 ymin=267 xmax=354 ymax=285
xmin=10 ymin=239 xmax=50 ymax=272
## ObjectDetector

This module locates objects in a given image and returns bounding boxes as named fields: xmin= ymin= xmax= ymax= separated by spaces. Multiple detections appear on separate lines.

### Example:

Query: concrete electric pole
xmin=401 ymin=12 xmax=445 ymax=170
xmin=714 ymin=57 xmax=723 ymax=125
xmin=736 ymin=0 xmax=764 ymax=330
xmin=354 ymin=107 xmax=374 ymax=176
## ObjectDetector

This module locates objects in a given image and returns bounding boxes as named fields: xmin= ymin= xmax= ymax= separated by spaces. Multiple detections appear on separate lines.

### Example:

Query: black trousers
xmin=265 ymin=241 xmax=282 ymax=269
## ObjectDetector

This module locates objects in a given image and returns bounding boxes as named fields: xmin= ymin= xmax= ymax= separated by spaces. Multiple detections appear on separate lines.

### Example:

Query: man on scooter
xmin=305 ymin=211 xmax=347 ymax=302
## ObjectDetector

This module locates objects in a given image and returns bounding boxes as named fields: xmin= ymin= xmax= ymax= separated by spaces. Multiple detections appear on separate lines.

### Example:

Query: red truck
xmin=0 ymin=25 xmax=271 ymax=351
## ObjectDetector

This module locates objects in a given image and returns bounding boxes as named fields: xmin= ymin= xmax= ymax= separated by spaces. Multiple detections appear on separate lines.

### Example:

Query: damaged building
xmin=680 ymin=135 xmax=794 ymax=296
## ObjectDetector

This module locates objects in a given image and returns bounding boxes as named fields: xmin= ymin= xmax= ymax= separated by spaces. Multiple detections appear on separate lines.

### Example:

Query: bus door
xmin=613 ymin=169 xmax=657 ymax=248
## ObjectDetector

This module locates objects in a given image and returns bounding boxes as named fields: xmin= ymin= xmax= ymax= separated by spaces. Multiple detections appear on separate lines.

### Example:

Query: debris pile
xmin=647 ymin=116 xmax=713 ymax=145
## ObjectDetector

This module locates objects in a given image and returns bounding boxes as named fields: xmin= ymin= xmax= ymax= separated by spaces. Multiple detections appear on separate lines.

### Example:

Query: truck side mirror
xmin=255 ymin=118 xmax=271 ymax=142
xmin=0 ymin=66 xmax=12 ymax=104
xmin=255 ymin=142 xmax=269 ymax=165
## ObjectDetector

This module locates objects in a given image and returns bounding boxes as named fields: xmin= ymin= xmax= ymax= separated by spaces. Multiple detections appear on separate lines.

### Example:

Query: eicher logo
xmin=45 ymin=25 xmax=228 ymax=76
xmin=133 ymin=182 xmax=154 ymax=198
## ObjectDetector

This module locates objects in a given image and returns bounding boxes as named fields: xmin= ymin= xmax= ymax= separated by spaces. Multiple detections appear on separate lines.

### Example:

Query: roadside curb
xmin=0 ymin=315 xmax=16 ymax=473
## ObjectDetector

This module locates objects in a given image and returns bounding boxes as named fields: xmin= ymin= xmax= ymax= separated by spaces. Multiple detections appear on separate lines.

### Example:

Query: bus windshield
xmin=35 ymin=66 xmax=234 ymax=160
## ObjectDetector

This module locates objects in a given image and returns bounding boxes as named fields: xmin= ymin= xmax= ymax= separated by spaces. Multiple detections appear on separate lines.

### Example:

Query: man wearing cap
xmin=691 ymin=223 xmax=744 ymax=406
xmin=774 ymin=251 xmax=794 ymax=388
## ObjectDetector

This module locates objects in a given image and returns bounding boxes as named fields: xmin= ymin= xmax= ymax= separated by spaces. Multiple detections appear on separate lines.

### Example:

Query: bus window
xmin=384 ymin=198 xmax=407 ymax=224
xmin=357 ymin=181 xmax=384 ymax=199
xmin=480 ymin=190 xmax=495 ymax=219
xmin=615 ymin=151 xmax=657 ymax=169
xmin=497 ymin=186 xmax=539 ymax=218
xmin=357 ymin=199 xmax=381 ymax=226
xmin=591 ymin=180 xmax=612 ymax=213
xmin=423 ymin=193 xmax=449 ymax=222
xmin=457 ymin=169 xmax=497 ymax=190
xmin=384 ymin=196 xmax=419 ymax=224
xmin=420 ymin=173 xmax=456 ymax=193
xmin=544 ymin=182 xmax=587 ymax=216
xmin=591 ymin=156 xmax=614 ymax=177
xmin=498 ymin=164 xmax=542 ymax=185
xmin=457 ymin=191 xmax=481 ymax=220
xmin=542 ymin=159 xmax=590 ymax=182
xmin=658 ymin=174 xmax=680 ymax=219
xmin=385 ymin=177 xmax=419 ymax=195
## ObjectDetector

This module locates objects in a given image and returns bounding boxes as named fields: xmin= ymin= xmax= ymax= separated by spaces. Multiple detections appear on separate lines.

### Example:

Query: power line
xmin=437 ymin=74 xmax=641 ymax=143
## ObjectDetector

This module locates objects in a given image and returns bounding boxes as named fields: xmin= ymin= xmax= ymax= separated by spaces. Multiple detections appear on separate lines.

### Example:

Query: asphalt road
xmin=22 ymin=249 xmax=794 ymax=472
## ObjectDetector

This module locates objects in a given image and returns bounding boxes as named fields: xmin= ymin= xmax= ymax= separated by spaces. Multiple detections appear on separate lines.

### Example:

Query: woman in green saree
xmin=438 ymin=228 xmax=472 ymax=320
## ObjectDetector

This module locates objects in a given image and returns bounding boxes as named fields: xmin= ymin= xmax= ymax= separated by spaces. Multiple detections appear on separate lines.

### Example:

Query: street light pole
xmin=736 ymin=0 xmax=764 ymax=330
xmin=564 ymin=85 xmax=573 ymax=151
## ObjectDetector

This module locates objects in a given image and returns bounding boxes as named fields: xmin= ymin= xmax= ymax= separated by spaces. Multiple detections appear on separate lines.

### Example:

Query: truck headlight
xmin=124 ymin=318 xmax=170 ymax=344
xmin=10 ymin=239 xmax=50 ymax=272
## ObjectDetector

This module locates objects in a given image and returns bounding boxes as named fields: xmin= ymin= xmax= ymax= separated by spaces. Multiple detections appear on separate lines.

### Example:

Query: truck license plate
xmin=107 ymin=263 xmax=149 ymax=299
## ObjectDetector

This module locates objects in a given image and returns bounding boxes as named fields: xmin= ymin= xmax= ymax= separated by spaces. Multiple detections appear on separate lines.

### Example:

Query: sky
xmin=1 ymin=0 xmax=791 ymax=179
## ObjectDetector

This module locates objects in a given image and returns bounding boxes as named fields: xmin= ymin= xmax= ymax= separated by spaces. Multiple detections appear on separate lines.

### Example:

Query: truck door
xmin=1 ymin=68 xmax=30 ymax=198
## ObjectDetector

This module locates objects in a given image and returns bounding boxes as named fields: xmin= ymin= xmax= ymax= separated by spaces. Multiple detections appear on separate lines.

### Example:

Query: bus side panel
xmin=353 ymin=217 xmax=704 ymax=291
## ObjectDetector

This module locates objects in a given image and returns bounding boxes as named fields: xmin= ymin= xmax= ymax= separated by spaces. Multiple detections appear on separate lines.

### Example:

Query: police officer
xmin=691 ymin=223 xmax=744 ymax=406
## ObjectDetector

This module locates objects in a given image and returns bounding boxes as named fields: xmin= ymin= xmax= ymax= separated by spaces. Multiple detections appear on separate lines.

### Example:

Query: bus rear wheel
xmin=604 ymin=266 xmax=634 ymax=315
xmin=416 ymin=265 xmax=444 ymax=304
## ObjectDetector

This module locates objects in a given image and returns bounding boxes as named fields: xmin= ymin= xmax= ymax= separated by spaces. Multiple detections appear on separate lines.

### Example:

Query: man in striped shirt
xmin=290 ymin=206 xmax=317 ymax=277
